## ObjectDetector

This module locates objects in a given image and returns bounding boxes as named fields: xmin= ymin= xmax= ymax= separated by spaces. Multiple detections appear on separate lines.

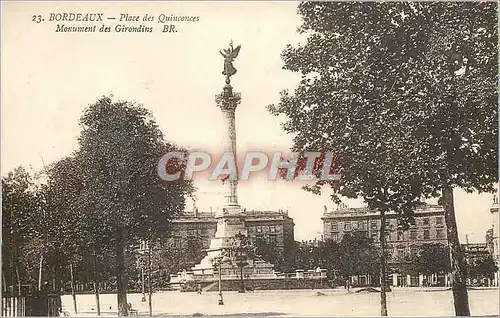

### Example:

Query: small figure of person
xmin=197 ymin=284 xmax=202 ymax=294
xmin=345 ymin=279 xmax=351 ymax=292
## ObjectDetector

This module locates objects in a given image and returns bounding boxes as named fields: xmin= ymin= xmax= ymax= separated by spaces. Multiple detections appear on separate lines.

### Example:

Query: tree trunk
xmin=15 ymin=265 xmax=21 ymax=296
xmin=70 ymin=263 xmax=77 ymax=314
xmin=38 ymin=253 xmax=43 ymax=291
xmin=2 ymin=269 xmax=6 ymax=315
xmin=116 ymin=226 xmax=128 ymax=316
xmin=442 ymin=186 xmax=470 ymax=316
xmin=148 ymin=247 xmax=152 ymax=317
xmin=240 ymin=266 xmax=245 ymax=293
xmin=93 ymin=280 xmax=101 ymax=315
xmin=379 ymin=210 xmax=388 ymax=316
xmin=92 ymin=250 xmax=101 ymax=315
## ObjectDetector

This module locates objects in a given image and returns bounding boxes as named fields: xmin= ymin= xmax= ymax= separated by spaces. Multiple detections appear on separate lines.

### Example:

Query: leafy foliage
xmin=414 ymin=244 xmax=451 ymax=275
xmin=269 ymin=2 xmax=497 ymax=315
xmin=467 ymin=254 xmax=498 ymax=281
xmin=2 ymin=97 xmax=194 ymax=308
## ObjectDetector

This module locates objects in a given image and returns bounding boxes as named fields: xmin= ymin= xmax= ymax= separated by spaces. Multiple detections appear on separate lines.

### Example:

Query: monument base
xmin=172 ymin=204 xmax=276 ymax=285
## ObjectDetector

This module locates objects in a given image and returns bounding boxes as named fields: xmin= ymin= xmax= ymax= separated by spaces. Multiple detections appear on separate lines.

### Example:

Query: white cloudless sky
xmin=1 ymin=1 xmax=496 ymax=242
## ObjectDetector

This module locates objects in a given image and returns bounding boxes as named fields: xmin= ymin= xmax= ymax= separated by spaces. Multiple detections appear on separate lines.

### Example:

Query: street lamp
xmin=141 ymin=266 xmax=146 ymax=302
xmin=213 ymin=253 xmax=228 ymax=306
xmin=139 ymin=240 xmax=153 ymax=316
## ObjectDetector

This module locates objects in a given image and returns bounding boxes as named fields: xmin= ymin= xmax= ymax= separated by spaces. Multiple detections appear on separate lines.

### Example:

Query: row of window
xmin=330 ymin=216 xmax=444 ymax=232
xmin=249 ymin=225 xmax=279 ymax=233
xmin=398 ymin=228 xmax=446 ymax=240
xmin=329 ymin=228 xmax=446 ymax=242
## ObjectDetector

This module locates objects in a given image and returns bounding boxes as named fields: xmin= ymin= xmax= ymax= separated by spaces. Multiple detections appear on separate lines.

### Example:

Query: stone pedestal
xmin=191 ymin=206 xmax=275 ymax=280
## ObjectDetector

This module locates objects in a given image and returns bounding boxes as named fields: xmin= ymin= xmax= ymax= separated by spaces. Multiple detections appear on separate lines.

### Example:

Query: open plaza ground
xmin=61 ymin=287 xmax=499 ymax=317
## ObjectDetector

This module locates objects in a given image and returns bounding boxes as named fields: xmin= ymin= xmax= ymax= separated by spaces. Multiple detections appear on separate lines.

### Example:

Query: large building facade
xmin=322 ymin=204 xmax=449 ymax=286
xmin=323 ymin=204 xmax=448 ymax=256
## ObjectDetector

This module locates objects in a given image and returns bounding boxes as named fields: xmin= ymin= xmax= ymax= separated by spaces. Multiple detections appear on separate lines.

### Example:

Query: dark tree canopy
xmin=269 ymin=2 xmax=497 ymax=315
xmin=270 ymin=1 xmax=497 ymax=212
xmin=2 ymin=97 xmax=194 ymax=315
xmin=415 ymin=244 xmax=451 ymax=275
xmin=77 ymin=97 xmax=194 ymax=244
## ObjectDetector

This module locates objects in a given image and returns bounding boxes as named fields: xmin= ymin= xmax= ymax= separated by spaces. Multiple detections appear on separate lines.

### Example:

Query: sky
xmin=1 ymin=1 xmax=497 ymax=242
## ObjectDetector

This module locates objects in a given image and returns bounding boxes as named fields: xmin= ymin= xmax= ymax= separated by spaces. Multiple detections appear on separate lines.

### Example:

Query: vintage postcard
xmin=1 ymin=1 xmax=498 ymax=317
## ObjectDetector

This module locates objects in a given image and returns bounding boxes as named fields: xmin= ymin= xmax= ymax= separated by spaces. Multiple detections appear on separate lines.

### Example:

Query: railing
xmin=170 ymin=268 xmax=328 ymax=284
xmin=2 ymin=296 xmax=26 ymax=317
xmin=2 ymin=293 xmax=61 ymax=317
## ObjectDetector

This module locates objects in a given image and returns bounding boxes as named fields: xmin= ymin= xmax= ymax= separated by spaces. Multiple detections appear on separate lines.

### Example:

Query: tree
xmin=254 ymin=236 xmax=282 ymax=271
xmin=337 ymin=233 xmax=380 ymax=279
xmin=41 ymin=155 xmax=115 ymax=313
xmin=468 ymin=254 xmax=498 ymax=282
xmin=288 ymin=240 xmax=320 ymax=271
xmin=2 ymin=167 xmax=39 ymax=295
xmin=318 ymin=239 xmax=341 ymax=279
xmin=227 ymin=232 xmax=255 ymax=293
xmin=415 ymin=244 xmax=451 ymax=277
xmin=269 ymin=2 xmax=497 ymax=315
xmin=74 ymin=96 xmax=193 ymax=315
xmin=270 ymin=2 xmax=434 ymax=314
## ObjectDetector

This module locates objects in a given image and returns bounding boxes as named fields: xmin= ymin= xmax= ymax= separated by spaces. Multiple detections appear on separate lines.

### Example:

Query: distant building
xmin=462 ymin=242 xmax=490 ymax=265
xmin=166 ymin=208 xmax=295 ymax=259
xmin=322 ymin=203 xmax=448 ymax=287
xmin=322 ymin=204 xmax=447 ymax=257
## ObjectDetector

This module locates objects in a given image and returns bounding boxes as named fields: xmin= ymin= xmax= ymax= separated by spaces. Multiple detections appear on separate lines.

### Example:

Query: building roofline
xmin=322 ymin=204 xmax=444 ymax=219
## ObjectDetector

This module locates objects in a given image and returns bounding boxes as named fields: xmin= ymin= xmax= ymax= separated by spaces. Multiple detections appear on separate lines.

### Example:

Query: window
xmin=397 ymin=246 xmax=406 ymax=257
xmin=410 ymin=230 xmax=417 ymax=240
xmin=371 ymin=232 xmax=379 ymax=241
xmin=270 ymin=225 xmax=276 ymax=233
xmin=358 ymin=221 xmax=366 ymax=230
xmin=331 ymin=221 xmax=339 ymax=232
xmin=257 ymin=226 xmax=262 ymax=233
xmin=423 ymin=218 xmax=430 ymax=226
xmin=352 ymin=221 xmax=359 ymax=230
xmin=423 ymin=229 xmax=430 ymax=240
xmin=344 ymin=222 xmax=351 ymax=231
xmin=435 ymin=217 xmax=444 ymax=226
xmin=436 ymin=229 xmax=445 ymax=239
xmin=331 ymin=233 xmax=339 ymax=241
xmin=370 ymin=221 xmax=378 ymax=230
xmin=397 ymin=231 xmax=404 ymax=241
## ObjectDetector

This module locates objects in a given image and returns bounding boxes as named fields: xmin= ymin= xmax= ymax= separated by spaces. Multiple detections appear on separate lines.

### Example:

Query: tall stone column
xmin=216 ymin=84 xmax=241 ymax=208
